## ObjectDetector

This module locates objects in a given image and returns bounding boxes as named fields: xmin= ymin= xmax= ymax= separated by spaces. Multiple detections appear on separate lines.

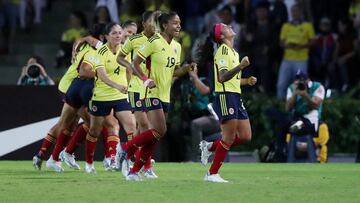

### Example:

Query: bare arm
xmin=218 ymin=56 xmax=250 ymax=83
xmin=174 ymin=63 xmax=196 ymax=77
xmin=116 ymin=52 xmax=133 ymax=72
xmin=96 ymin=67 xmax=127 ymax=93
xmin=240 ymin=76 xmax=257 ymax=86
xmin=188 ymin=66 xmax=210 ymax=95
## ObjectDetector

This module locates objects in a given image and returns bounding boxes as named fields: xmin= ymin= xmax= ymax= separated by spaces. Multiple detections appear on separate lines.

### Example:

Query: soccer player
xmin=198 ymin=23 xmax=252 ymax=182
xmin=118 ymin=12 xmax=196 ymax=181
xmin=117 ymin=11 xmax=158 ymax=178
xmin=84 ymin=22 xmax=136 ymax=173
xmin=45 ymin=24 xmax=107 ymax=172
xmin=32 ymin=24 xmax=106 ymax=170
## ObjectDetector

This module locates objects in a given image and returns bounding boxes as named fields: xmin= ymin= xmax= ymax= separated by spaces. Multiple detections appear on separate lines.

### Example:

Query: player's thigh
xmin=58 ymin=103 xmax=78 ymax=130
xmin=236 ymin=119 xmax=252 ymax=141
xmin=146 ymin=109 xmax=167 ymax=136
xmin=89 ymin=115 xmax=105 ymax=137
xmin=115 ymin=110 xmax=136 ymax=134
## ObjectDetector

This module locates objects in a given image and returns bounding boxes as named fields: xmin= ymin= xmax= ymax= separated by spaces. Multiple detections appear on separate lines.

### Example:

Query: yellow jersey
xmin=137 ymin=33 xmax=181 ymax=103
xmin=58 ymin=43 xmax=93 ymax=93
xmin=61 ymin=28 xmax=87 ymax=42
xmin=120 ymin=32 xmax=150 ymax=94
xmin=214 ymin=44 xmax=241 ymax=94
xmin=90 ymin=44 xmax=128 ymax=101
xmin=280 ymin=22 xmax=315 ymax=61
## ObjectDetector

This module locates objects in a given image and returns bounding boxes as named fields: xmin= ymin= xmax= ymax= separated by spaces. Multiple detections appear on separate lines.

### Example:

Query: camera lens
xmin=27 ymin=65 xmax=41 ymax=78
xmin=297 ymin=82 xmax=306 ymax=91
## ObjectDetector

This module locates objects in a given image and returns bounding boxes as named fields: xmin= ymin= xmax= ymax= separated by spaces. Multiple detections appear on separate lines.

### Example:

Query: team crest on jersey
xmin=136 ymin=100 xmax=142 ymax=107
xmin=92 ymin=105 xmax=98 ymax=112
xmin=229 ymin=108 xmax=234 ymax=115
xmin=139 ymin=44 xmax=145 ymax=51
xmin=219 ymin=59 xmax=227 ymax=65
xmin=152 ymin=99 xmax=159 ymax=106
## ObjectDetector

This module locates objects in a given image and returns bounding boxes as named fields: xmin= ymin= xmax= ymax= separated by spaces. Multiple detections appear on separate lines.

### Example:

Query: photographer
xmin=17 ymin=56 xmax=55 ymax=86
xmin=265 ymin=69 xmax=325 ymax=162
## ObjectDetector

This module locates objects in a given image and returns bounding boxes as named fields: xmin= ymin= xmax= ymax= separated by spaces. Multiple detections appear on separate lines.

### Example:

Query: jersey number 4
xmin=114 ymin=66 xmax=120 ymax=75
xmin=166 ymin=57 xmax=175 ymax=68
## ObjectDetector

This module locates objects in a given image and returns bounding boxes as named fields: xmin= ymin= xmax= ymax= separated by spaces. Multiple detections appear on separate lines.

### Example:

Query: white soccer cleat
xmin=199 ymin=140 xmax=212 ymax=165
xmin=144 ymin=168 xmax=158 ymax=179
xmin=121 ymin=158 xmax=130 ymax=177
xmin=46 ymin=155 xmax=64 ymax=172
xmin=32 ymin=155 xmax=42 ymax=170
xmin=204 ymin=172 xmax=228 ymax=183
xmin=62 ymin=150 xmax=80 ymax=170
xmin=103 ymin=157 xmax=111 ymax=171
xmin=126 ymin=172 xmax=142 ymax=181
xmin=85 ymin=163 xmax=96 ymax=174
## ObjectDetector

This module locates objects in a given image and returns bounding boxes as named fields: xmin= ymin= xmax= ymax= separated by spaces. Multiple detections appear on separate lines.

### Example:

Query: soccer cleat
xmin=46 ymin=155 xmax=64 ymax=172
xmin=144 ymin=168 xmax=158 ymax=179
xmin=32 ymin=155 xmax=42 ymax=170
xmin=103 ymin=157 xmax=111 ymax=171
xmin=62 ymin=150 xmax=80 ymax=170
xmin=199 ymin=140 xmax=212 ymax=165
xmin=85 ymin=162 xmax=96 ymax=174
xmin=121 ymin=158 xmax=130 ymax=177
xmin=117 ymin=143 xmax=130 ymax=176
xmin=126 ymin=172 xmax=142 ymax=181
xmin=204 ymin=172 xmax=228 ymax=183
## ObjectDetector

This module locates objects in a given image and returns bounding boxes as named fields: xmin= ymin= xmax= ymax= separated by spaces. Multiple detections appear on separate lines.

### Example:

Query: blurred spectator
xmin=119 ymin=0 xmax=144 ymax=24
xmin=218 ymin=5 xmax=241 ymax=50
xmin=349 ymin=0 xmax=360 ymax=18
xmin=184 ymin=0 xmax=205 ymax=38
xmin=145 ymin=0 xmax=170 ymax=12
xmin=276 ymin=4 xmax=315 ymax=99
xmin=0 ymin=0 xmax=20 ymax=54
xmin=329 ymin=18 xmax=358 ymax=91
xmin=56 ymin=10 xmax=87 ymax=69
xmin=270 ymin=0 xmax=288 ymax=29
xmin=19 ymin=0 xmax=45 ymax=30
xmin=309 ymin=17 xmax=337 ymax=87
xmin=17 ymin=56 xmax=55 ymax=86
xmin=240 ymin=1 xmax=278 ymax=94
xmin=175 ymin=30 xmax=192 ymax=63
xmin=203 ymin=0 xmax=221 ymax=34
xmin=95 ymin=0 xmax=119 ymax=23
xmin=93 ymin=6 xmax=112 ymax=24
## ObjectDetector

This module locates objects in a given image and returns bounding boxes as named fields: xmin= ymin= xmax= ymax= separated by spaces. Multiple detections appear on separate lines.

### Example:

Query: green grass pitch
xmin=0 ymin=161 xmax=359 ymax=203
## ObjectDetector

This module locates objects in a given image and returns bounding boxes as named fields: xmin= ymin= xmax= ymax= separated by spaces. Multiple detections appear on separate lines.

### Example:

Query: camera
xmin=27 ymin=64 xmax=41 ymax=78
xmin=297 ymin=80 xmax=307 ymax=91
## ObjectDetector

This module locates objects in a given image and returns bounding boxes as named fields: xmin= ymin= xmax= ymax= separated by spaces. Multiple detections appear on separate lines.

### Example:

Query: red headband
xmin=214 ymin=23 xmax=222 ymax=43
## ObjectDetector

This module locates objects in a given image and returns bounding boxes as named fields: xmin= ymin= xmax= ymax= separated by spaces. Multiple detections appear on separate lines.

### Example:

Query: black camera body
xmin=27 ymin=64 xmax=41 ymax=78
xmin=297 ymin=80 xmax=307 ymax=91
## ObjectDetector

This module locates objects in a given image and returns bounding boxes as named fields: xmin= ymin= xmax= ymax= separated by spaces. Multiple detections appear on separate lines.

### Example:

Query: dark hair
xmin=30 ymin=55 xmax=46 ymax=69
xmin=157 ymin=11 xmax=178 ymax=32
xmin=105 ymin=22 xmax=120 ymax=35
xmin=195 ymin=25 xmax=217 ymax=69
xmin=89 ymin=23 xmax=106 ymax=40
xmin=122 ymin=20 xmax=137 ymax=29
xmin=142 ymin=10 xmax=154 ymax=22
xmin=71 ymin=10 xmax=88 ymax=29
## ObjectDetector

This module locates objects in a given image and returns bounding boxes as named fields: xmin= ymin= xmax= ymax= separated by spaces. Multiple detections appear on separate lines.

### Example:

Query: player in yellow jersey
xmin=32 ymin=24 xmax=106 ymax=171
xmin=118 ymin=12 xmax=196 ymax=181
xmin=198 ymin=23 xmax=252 ymax=183
xmin=117 ymin=11 xmax=159 ymax=178
xmin=84 ymin=23 xmax=137 ymax=173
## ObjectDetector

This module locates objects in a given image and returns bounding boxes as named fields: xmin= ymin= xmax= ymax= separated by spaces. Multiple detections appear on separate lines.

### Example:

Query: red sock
xmin=107 ymin=135 xmax=119 ymax=158
xmin=209 ymin=140 xmax=220 ymax=152
xmin=123 ymin=129 xmax=160 ymax=159
xmin=130 ymin=141 xmax=157 ymax=173
xmin=133 ymin=148 xmax=141 ymax=162
xmin=65 ymin=124 xmax=88 ymax=154
xmin=232 ymin=136 xmax=245 ymax=147
xmin=101 ymin=128 xmax=109 ymax=158
xmin=143 ymin=156 xmax=153 ymax=171
xmin=85 ymin=134 xmax=98 ymax=164
xmin=209 ymin=140 xmax=230 ymax=175
xmin=37 ymin=133 xmax=56 ymax=159
xmin=52 ymin=130 xmax=71 ymax=161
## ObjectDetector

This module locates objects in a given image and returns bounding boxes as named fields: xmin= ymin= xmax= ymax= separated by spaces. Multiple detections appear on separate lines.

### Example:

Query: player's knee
xmin=155 ymin=124 xmax=167 ymax=137
xmin=89 ymin=126 xmax=101 ymax=138
xmin=238 ymin=129 xmax=252 ymax=142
